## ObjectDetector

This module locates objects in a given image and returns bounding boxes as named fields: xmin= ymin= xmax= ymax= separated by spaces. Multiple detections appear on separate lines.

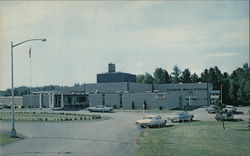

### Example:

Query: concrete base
xmin=10 ymin=128 xmax=16 ymax=137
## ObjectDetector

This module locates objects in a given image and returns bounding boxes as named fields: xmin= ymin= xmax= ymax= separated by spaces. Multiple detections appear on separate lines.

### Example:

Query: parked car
xmin=223 ymin=105 xmax=237 ymax=113
xmin=215 ymin=111 xmax=234 ymax=121
xmin=87 ymin=105 xmax=113 ymax=112
xmin=135 ymin=115 xmax=166 ymax=128
xmin=167 ymin=111 xmax=194 ymax=122
xmin=206 ymin=105 xmax=216 ymax=113
xmin=0 ymin=105 xmax=3 ymax=109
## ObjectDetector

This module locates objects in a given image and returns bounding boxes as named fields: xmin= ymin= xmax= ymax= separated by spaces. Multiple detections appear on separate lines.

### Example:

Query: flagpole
xmin=29 ymin=47 xmax=32 ymax=109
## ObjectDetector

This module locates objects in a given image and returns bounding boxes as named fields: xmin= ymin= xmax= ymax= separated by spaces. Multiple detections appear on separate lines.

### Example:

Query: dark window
xmin=79 ymin=96 xmax=86 ymax=102
xmin=68 ymin=97 xmax=72 ymax=104
xmin=102 ymin=94 xmax=105 ymax=105
xmin=119 ymin=94 xmax=123 ymax=108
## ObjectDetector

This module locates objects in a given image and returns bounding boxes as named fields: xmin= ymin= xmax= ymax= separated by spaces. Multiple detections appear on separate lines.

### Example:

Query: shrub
xmin=159 ymin=106 xmax=163 ymax=110
xmin=80 ymin=117 xmax=83 ymax=120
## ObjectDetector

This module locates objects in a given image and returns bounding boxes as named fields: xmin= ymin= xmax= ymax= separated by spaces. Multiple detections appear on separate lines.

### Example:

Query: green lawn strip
xmin=134 ymin=121 xmax=250 ymax=156
xmin=0 ymin=131 xmax=23 ymax=145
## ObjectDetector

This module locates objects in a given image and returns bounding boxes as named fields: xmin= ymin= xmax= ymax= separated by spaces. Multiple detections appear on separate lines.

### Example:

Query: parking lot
xmin=0 ymin=107 xmax=249 ymax=156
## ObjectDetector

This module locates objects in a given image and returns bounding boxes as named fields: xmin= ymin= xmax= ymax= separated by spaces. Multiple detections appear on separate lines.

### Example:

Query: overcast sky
xmin=0 ymin=1 xmax=249 ymax=90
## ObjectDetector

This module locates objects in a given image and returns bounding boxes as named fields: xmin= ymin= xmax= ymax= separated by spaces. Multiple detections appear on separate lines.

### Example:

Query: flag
xmin=29 ymin=47 xmax=31 ymax=58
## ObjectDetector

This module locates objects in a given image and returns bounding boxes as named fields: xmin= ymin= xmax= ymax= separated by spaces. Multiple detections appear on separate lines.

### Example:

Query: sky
xmin=0 ymin=1 xmax=249 ymax=90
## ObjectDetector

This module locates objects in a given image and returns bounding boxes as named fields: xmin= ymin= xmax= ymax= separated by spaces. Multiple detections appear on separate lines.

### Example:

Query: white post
xmin=52 ymin=93 xmax=54 ymax=109
xmin=61 ymin=93 xmax=64 ymax=108
xmin=39 ymin=93 xmax=42 ymax=108
xmin=48 ymin=93 xmax=51 ymax=108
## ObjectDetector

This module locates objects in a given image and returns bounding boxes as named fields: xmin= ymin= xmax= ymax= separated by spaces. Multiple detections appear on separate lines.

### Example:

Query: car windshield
xmin=174 ymin=112 xmax=186 ymax=115
xmin=143 ymin=116 xmax=154 ymax=119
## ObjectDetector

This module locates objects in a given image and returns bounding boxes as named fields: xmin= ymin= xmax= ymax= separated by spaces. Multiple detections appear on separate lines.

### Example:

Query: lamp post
xmin=10 ymin=38 xmax=46 ymax=137
xmin=220 ymin=84 xmax=223 ymax=103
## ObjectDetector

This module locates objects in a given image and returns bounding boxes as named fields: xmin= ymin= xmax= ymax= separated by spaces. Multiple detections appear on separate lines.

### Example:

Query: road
xmin=0 ymin=112 xmax=144 ymax=156
xmin=0 ymin=107 xmax=249 ymax=156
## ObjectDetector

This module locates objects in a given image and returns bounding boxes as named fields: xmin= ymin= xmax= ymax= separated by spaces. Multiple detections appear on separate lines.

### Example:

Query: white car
xmin=135 ymin=115 xmax=166 ymax=128
xmin=167 ymin=111 xmax=194 ymax=122
xmin=87 ymin=105 xmax=113 ymax=112
xmin=206 ymin=105 xmax=216 ymax=113
xmin=223 ymin=105 xmax=237 ymax=113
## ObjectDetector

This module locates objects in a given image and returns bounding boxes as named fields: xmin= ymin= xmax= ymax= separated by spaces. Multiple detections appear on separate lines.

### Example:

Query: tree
xmin=153 ymin=68 xmax=164 ymax=84
xmin=237 ymin=79 xmax=250 ymax=106
xmin=153 ymin=68 xmax=171 ymax=84
xmin=200 ymin=68 xmax=209 ymax=83
xmin=143 ymin=73 xmax=154 ymax=84
xmin=162 ymin=69 xmax=171 ymax=84
xmin=191 ymin=73 xmax=199 ymax=83
xmin=136 ymin=75 xmax=145 ymax=83
xmin=171 ymin=65 xmax=181 ymax=83
xmin=180 ymin=68 xmax=192 ymax=83
xmin=214 ymin=100 xmax=226 ymax=130
xmin=220 ymin=73 xmax=231 ymax=105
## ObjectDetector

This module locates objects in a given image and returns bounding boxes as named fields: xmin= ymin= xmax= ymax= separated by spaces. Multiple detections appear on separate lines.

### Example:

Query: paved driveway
xmin=0 ymin=111 xmax=144 ymax=156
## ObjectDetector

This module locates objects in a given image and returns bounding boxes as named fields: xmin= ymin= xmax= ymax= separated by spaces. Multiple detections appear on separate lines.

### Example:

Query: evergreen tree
xmin=180 ymin=68 xmax=192 ymax=83
xmin=136 ymin=75 xmax=145 ymax=83
xmin=171 ymin=65 xmax=181 ymax=83
xmin=191 ymin=73 xmax=199 ymax=83
xmin=143 ymin=73 xmax=154 ymax=84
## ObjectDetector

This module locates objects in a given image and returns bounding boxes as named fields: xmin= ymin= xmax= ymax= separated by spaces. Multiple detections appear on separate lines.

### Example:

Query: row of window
xmin=166 ymin=88 xmax=207 ymax=91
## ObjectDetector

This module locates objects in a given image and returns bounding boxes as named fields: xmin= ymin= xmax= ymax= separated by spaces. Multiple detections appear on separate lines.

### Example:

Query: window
xmin=68 ymin=97 xmax=72 ymax=104
xmin=102 ymin=94 xmax=105 ymax=105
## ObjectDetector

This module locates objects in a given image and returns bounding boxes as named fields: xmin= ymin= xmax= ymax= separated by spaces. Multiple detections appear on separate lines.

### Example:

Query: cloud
xmin=204 ymin=52 xmax=238 ymax=59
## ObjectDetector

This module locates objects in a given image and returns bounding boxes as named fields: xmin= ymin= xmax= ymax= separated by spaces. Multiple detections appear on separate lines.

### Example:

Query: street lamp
xmin=10 ymin=38 xmax=46 ymax=137
xmin=220 ymin=84 xmax=223 ymax=103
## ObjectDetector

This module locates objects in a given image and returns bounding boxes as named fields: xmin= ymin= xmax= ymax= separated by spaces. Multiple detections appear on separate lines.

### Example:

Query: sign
xmin=156 ymin=94 xmax=166 ymax=100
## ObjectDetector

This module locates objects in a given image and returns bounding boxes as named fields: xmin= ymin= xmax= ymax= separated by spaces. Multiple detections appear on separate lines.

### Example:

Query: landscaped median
xmin=134 ymin=121 xmax=250 ymax=156
xmin=0 ymin=111 xmax=101 ymax=122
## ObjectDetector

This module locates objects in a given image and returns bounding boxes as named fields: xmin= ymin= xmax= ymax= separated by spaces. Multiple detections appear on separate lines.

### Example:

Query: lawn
xmin=0 ymin=131 xmax=23 ymax=145
xmin=134 ymin=121 xmax=250 ymax=156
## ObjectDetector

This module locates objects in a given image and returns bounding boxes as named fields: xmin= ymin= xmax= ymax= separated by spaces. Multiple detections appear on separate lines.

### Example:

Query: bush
xmin=159 ymin=106 xmax=163 ymax=110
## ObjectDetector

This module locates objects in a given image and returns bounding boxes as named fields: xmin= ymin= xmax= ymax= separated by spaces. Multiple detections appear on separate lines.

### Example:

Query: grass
xmin=0 ymin=111 xmax=101 ymax=122
xmin=134 ymin=121 xmax=250 ymax=156
xmin=0 ymin=131 xmax=23 ymax=145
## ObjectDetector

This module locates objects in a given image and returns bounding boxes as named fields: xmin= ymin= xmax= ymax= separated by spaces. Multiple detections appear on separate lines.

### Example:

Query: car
xmin=206 ymin=105 xmax=216 ymax=113
xmin=215 ymin=111 xmax=234 ymax=121
xmin=87 ymin=105 xmax=113 ymax=112
xmin=223 ymin=105 xmax=237 ymax=113
xmin=167 ymin=111 xmax=194 ymax=122
xmin=0 ymin=105 xmax=3 ymax=109
xmin=135 ymin=115 xmax=166 ymax=128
